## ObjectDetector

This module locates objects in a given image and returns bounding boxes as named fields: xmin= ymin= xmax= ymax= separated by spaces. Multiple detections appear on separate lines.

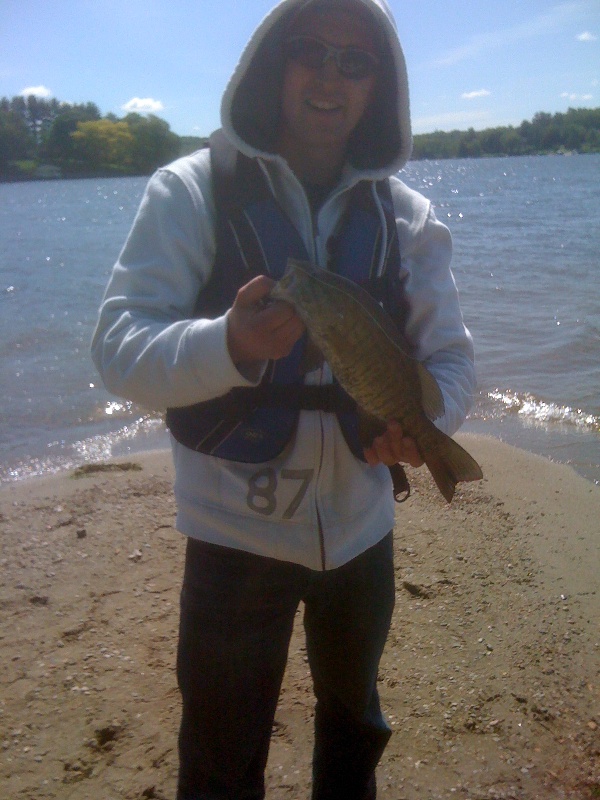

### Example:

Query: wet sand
xmin=1 ymin=434 xmax=598 ymax=799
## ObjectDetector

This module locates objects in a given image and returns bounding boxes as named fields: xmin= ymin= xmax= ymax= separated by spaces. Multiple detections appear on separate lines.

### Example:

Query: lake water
xmin=1 ymin=154 xmax=599 ymax=486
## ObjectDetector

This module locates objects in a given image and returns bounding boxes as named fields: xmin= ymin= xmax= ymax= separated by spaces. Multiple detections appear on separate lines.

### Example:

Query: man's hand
xmin=364 ymin=420 xmax=424 ymax=468
xmin=227 ymin=276 xmax=305 ymax=365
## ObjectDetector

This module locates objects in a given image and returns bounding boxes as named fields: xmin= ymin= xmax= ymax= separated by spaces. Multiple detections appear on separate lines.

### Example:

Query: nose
xmin=317 ymin=55 xmax=342 ymax=83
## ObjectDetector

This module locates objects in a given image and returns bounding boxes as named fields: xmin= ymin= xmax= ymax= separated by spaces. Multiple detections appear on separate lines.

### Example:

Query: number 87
xmin=246 ymin=468 xmax=314 ymax=519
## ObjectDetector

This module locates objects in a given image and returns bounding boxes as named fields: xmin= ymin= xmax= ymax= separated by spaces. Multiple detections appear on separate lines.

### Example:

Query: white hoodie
xmin=91 ymin=0 xmax=476 ymax=570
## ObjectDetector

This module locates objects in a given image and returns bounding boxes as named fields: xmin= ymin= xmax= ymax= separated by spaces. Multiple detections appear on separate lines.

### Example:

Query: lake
xmin=1 ymin=153 xmax=599 ymax=485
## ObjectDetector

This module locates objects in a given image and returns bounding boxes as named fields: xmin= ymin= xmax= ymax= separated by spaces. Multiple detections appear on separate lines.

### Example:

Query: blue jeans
xmin=176 ymin=532 xmax=395 ymax=800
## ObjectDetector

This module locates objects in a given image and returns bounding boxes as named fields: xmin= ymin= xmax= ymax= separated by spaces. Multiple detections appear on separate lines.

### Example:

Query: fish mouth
xmin=270 ymin=271 xmax=295 ymax=302
xmin=287 ymin=257 xmax=317 ymax=275
xmin=271 ymin=259 xmax=313 ymax=302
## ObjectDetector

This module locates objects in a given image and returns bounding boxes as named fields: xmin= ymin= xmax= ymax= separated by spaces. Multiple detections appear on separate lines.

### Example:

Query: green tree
xmin=562 ymin=123 xmax=586 ymax=151
xmin=19 ymin=95 xmax=61 ymax=144
xmin=457 ymin=128 xmax=482 ymax=158
xmin=0 ymin=104 xmax=35 ymax=174
xmin=123 ymin=113 xmax=180 ymax=173
xmin=497 ymin=128 xmax=524 ymax=156
xmin=480 ymin=127 xmax=506 ymax=156
xmin=541 ymin=124 xmax=561 ymax=150
xmin=179 ymin=135 xmax=209 ymax=156
xmin=413 ymin=129 xmax=460 ymax=159
xmin=528 ymin=112 xmax=553 ymax=151
xmin=71 ymin=119 xmax=135 ymax=172
xmin=40 ymin=102 xmax=101 ymax=165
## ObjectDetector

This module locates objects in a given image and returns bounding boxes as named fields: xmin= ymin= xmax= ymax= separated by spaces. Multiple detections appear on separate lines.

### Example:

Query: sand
xmin=1 ymin=434 xmax=598 ymax=799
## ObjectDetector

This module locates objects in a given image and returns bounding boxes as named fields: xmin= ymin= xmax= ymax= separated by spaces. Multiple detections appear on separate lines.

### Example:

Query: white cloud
xmin=576 ymin=31 xmax=597 ymax=41
xmin=462 ymin=89 xmax=491 ymax=100
xmin=561 ymin=91 xmax=594 ymax=101
xmin=20 ymin=85 xmax=53 ymax=98
xmin=435 ymin=2 xmax=590 ymax=66
xmin=121 ymin=97 xmax=165 ymax=114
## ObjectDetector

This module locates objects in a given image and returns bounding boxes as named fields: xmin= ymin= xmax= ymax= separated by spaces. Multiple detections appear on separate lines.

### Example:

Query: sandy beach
xmin=1 ymin=434 xmax=598 ymax=799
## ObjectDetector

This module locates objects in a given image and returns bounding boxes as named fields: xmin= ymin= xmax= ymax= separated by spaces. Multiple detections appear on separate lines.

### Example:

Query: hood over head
xmin=221 ymin=0 xmax=412 ymax=178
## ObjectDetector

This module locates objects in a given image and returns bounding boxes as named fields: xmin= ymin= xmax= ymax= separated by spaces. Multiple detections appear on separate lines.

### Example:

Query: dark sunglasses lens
xmin=286 ymin=37 xmax=377 ymax=80
xmin=338 ymin=50 xmax=375 ymax=79
xmin=287 ymin=37 xmax=328 ymax=69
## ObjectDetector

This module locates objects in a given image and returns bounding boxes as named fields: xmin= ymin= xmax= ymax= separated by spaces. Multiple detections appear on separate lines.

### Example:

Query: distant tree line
xmin=0 ymin=95 xmax=207 ymax=181
xmin=1 ymin=95 xmax=599 ymax=181
xmin=411 ymin=107 xmax=600 ymax=160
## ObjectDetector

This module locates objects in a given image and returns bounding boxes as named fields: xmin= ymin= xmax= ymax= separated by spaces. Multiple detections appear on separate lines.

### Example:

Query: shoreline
xmin=3 ymin=417 xmax=599 ymax=489
xmin=2 ymin=141 xmax=598 ymax=185
xmin=1 ymin=433 xmax=599 ymax=798
xmin=2 ymin=429 xmax=598 ymax=488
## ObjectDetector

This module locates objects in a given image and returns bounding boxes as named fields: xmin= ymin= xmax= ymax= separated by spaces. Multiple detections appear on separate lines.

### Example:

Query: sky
xmin=1 ymin=0 xmax=598 ymax=137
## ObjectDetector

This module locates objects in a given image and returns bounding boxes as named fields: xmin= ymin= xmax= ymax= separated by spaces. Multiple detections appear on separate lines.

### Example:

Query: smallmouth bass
xmin=270 ymin=258 xmax=483 ymax=503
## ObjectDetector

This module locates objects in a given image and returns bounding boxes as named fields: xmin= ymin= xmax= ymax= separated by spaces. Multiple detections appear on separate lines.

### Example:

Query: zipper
xmin=371 ymin=181 xmax=388 ymax=278
xmin=305 ymin=183 xmax=319 ymax=263
xmin=309 ymin=196 xmax=327 ymax=572
xmin=316 ymin=410 xmax=327 ymax=571
xmin=258 ymin=158 xmax=319 ymax=263
xmin=260 ymin=157 xmax=349 ymax=571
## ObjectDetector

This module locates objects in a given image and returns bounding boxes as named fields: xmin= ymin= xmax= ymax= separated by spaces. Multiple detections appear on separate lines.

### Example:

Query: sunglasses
xmin=284 ymin=35 xmax=379 ymax=81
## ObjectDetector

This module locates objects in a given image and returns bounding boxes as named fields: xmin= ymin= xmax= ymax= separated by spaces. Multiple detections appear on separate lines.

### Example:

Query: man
xmin=92 ymin=1 xmax=476 ymax=797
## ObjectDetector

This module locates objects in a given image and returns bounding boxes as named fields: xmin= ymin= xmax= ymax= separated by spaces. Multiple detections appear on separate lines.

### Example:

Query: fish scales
xmin=330 ymin=328 xmax=420 ymax=421
xmin=271 ymin=258 xmax=483 ymax=502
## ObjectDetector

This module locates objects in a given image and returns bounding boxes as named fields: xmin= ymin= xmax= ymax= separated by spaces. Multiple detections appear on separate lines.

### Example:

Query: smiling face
xmin=276 ymin=3 xmax=379 ymax=183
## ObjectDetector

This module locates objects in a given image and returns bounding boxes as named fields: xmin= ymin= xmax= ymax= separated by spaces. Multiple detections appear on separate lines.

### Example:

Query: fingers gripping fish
xmin=270 ymin=258 xmax=483 ymax=503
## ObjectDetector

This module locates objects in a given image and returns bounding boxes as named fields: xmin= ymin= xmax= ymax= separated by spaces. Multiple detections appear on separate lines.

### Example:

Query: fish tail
xmin=424 ymin=434 xmax=483 ymax=503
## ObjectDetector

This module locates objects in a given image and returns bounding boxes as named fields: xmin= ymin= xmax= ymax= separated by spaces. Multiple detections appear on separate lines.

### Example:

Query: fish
xmin=270 ymin=258 xmax=483 ymax=503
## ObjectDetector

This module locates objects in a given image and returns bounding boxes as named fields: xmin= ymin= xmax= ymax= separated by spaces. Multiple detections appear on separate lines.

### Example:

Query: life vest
xmin=166 ymin=130 xmax=410 ymax=472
